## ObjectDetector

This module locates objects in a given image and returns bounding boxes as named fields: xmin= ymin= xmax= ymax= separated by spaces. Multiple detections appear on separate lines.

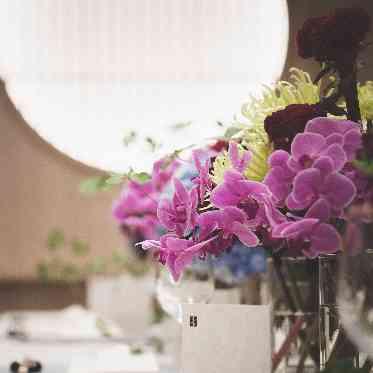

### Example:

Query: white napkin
xmin=1 ymin=305 xmax=123 ymax=340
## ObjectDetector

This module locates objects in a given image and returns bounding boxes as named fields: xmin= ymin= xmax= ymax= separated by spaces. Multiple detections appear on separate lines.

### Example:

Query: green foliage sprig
xmin=37 ymin=229 xmax=149 ymax=283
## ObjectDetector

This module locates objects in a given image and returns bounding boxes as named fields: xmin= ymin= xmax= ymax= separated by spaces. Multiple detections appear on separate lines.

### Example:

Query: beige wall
xmin=1 ymin=0 xmax=372 ymax=279
xmin=0 ymin=82 xmax=125 ymax=279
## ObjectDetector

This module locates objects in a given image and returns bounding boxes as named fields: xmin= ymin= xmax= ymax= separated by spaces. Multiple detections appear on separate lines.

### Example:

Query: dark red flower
xmin=297 ymin=7 xmax=371 ymax=64
xmin=209 ymin=139 xmax=228 ymax=153
xmin=264 ymin=104 xmax=324 ymax=151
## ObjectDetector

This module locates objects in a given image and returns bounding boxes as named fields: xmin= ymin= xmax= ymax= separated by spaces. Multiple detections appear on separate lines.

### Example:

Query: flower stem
xmin=338 ymin=65 xmax=362 ymax=125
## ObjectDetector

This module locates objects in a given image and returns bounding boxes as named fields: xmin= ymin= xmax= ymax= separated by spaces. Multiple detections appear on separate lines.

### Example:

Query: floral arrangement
xmin=112 ymin=7 xmax=373 ymax=284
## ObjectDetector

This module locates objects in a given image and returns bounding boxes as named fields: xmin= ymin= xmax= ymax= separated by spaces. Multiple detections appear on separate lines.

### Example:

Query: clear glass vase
xmin=268 ymin=256 xmax=319 ymax=373
xmin=320 ymin=254 xmax=362 ymax=371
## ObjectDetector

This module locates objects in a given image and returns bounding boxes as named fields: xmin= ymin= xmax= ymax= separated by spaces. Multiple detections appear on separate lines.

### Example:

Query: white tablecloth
xmin=0 ymin=339 xmax=163 ymax=373
xmin=0 ymin=307 xmax=178 ymax=373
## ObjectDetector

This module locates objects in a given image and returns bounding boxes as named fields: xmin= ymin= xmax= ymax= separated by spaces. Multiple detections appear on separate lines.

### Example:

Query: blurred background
xmin=0 ymin=0 xmax=372 ymax=313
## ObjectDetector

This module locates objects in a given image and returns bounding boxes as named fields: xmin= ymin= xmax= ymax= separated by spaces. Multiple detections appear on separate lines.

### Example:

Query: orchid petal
xmin=306 ymin=117 xmax=359 ymax=137
xmin=279 ymin=218 xmax=319 ymax=238
xmin=231 ymin=222 xmax=259 ymax=247
xmin=306 ymin=198 xmax=331 ymax=221
xmin=172 ymin=236 xmax=218 ymax=281
xmin=290 ymin=168 xmax=321 ymax=210
xmin=321 ymin=143 xmax=347 ymax=171
xmin=343 ymin=129 xmax=362 ymax=160
xmin=322 ymin=172 xmax=357 ymax=209
xmin=291 ymin=132 xmax=326 ymax=161
xmin=312 ymin=156 xmax=335 ymax=177
xmin=306 ymin=223 xmax=341 ymax=257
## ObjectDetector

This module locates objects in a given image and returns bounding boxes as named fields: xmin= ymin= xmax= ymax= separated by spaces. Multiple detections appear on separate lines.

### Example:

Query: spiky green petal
xmin=211 ymin=152 xmax=230 ymax=185
xmin=240 ymin=68 xmax=321 ymax=129
xmin=211 ymin=137 xmax=273 ymax=184
xmin=358 ymin=81 xmax=373 ymax=122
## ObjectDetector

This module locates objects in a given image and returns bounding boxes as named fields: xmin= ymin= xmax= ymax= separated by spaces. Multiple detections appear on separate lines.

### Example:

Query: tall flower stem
xmin=340 ymin=69 xmax=362 ymax=124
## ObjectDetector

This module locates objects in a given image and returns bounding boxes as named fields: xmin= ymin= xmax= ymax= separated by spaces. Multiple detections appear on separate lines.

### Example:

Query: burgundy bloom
xmin=297 ymin=7 xmax=371 ymax=63
xmin=209 ymin=139 xmax=229 ymax=153
xmin=264 ymin=104 xmax=324 ymax=151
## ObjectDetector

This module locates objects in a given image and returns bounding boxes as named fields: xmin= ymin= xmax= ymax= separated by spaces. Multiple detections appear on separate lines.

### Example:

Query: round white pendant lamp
xmin=0 ymin=0 xmax=289 ymax=172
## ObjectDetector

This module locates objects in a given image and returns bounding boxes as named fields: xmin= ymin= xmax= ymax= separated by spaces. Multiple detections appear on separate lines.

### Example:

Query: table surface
xmin=0 ymin=338 xmax=176 ymax=373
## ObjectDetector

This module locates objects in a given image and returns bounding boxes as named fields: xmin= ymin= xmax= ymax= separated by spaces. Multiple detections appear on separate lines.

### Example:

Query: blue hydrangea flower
xmin=213 ymin=240 xmax=267 ymax=285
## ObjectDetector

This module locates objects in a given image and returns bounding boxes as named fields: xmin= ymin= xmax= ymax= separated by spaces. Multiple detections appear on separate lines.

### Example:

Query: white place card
xmin=181 ymin=304 xmax=271 ymax=373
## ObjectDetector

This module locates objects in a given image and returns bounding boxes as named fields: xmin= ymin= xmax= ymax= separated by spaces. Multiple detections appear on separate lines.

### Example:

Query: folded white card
xmin=181 ymin=304 xmax=271 ymax=373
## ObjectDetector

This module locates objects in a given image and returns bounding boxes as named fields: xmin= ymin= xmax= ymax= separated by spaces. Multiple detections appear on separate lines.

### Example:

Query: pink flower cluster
xmin=113 ymin=158 xmax=180 ymax=240
xmin=114 ymin=118 xmax=364 ymax=281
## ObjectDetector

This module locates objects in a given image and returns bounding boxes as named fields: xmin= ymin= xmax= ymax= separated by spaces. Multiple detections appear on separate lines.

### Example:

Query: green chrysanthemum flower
xmin=219 ymin=68 xmax=321 ymax=183
xmin=211 ymin=138 xmax=273 ymax=184
xmin=211 ymin=152 xmax=230 ymax=185
xmin=358 ymin=81 xmax=373 ymax=122
xmin=239 ymin=126 xmax=272 ymax=181
xmin=240 ymin=68 xmax=321 ymax=130
xmin=218 ymin=68 xmax=373 ymax=184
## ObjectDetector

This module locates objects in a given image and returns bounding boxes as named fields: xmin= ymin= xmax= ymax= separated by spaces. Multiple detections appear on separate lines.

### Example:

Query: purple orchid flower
xmin=286 ymin=156 xmax=356 ymax=215
xmin=264 ymin=150 xmax=295 ymax=206
xmin=140 ymin=233 xmax=217 ymax=281
xmin=113 ymin=181 xmax=158 ymax=220
xmin=157 ymin=179 xmax=199 ymax=237
xmin=152 ymin=157 xmax=180 ymax=191
xmin=210 ymin=170 xmax=270 ymax=226
xmin=192 ymin=150 xmax=213 ymax=201
xmin=112 ymin=180 xmax=161 ymax=239
xmin=273 ymin=198 xmax=342 ymax=257
xmin=287 ymin=132 xmax=347 ymax=173
xmin=305 ymin=117 xmax=362 ymax=161
xmin=265 ymin=124 xmax=359 ymax=216
xmin=228 ymin=141 xmax=252 ymax=173
xmin=198 ymin=206 xmax=260 ymax=248
xmin=121 ymin=215 xmax=161 ymax=240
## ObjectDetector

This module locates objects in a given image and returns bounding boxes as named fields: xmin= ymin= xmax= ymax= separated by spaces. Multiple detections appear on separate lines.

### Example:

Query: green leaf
xmin=224 ymin=126 xmax=241 ymax=140
xmin=111 ymin=250 xmax=127 ymax=267
xmin=47 ymin=229 xmax=65 ymax=251
xmin=129 ymin=171 xmax=151 ymax=183
xmin=145 ymin=137 xmax=162 ymax=152
xmin=130 ymin=345 xmax=144 ymax=355
xmin=60 ymin=263 xmax=81 ymax=283
xmin=71 ymin=239 xmax=90 ymax=256
xmin=169 ymin=121 xmax=192 ymax=131
xmin=96 ymin=318 xmax=112 ymax=337
xmin=122 ymin=130 xmax=137 ymax=146
xmin=36 ymin=262 xmax=50 ymax=282
xmin=105 ymin=173 xmax=125 ymax=185
xmin=79 ymin=176 xmax=112 ymax=194
xmin=87 ymin=257 xmax=108 ymax=274
xmin=353 ymin=159 xmax=373 ymax=176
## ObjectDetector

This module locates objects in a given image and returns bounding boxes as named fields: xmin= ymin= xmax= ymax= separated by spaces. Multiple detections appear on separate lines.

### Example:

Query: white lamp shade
xmin=0 ymin=0 xmax=289 ymax=172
